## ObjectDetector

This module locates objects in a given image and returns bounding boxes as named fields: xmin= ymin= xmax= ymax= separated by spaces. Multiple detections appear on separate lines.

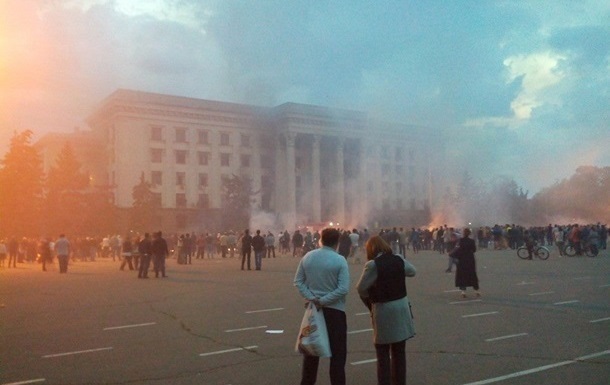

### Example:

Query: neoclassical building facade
xmin=81 ymin=89 xmax=441 ymax=232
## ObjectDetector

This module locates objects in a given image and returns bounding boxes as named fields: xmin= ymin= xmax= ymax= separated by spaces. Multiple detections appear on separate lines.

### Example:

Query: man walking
xmin=151 ymin=231 xmax=169 ymax=278
xmin=294 ymin=228 xmax=350 ymax=385
xmin=138 ymin=233 xmax=152 ymax=278
xmin=251 ymin=230 xmax=266 ymax=270
xmin=241 ymin=229 xmax=252 ymax=270
xmin=54 ymin=234 xmax=71 ymax=273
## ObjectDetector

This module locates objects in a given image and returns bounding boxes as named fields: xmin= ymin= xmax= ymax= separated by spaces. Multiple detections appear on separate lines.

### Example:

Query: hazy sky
xmin=1 ymin=0 xmax=609 ymax=194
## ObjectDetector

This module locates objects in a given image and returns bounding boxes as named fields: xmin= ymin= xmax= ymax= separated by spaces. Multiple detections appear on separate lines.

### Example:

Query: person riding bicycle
xmin=523 ymin=230 xmax=535 ymax=260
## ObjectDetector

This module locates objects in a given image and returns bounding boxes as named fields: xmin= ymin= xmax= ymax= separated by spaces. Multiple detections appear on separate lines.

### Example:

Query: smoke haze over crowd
xmin=1 ymin=0 xmax=609 ymax=195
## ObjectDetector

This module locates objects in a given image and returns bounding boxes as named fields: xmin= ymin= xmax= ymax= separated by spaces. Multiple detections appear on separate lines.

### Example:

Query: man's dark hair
xmin=321 ymin=228 xmax=341 ymax=248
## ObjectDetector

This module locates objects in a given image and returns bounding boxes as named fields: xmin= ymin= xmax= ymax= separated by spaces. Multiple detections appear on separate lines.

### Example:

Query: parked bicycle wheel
xmin=564 ymin=245 xmax=577 ymax=257
xmin=517 ymin=247 xmax=531 ymax=260
xmin=536 ymin=246 xmax=550 ymax=260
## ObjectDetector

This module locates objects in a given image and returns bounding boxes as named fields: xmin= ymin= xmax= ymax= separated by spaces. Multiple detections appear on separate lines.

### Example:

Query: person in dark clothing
xmin=338 ymin=230 xmax=351 ymax=259
xmin=251 ymin=230 xmax=266 ymax=270
xmin=241 ymin=229 xmax=253 ymax=270
xmin=151 ymin=231 xmax=169 ymax=278
xmin=120 ymin=235 xmax=135 ymax=271
xmin=453 ymin=228 xmax=480 ymax=298
xmin=138 ymin=233 xmax=152 ymax=278
xmin=292 ymin=230 xmax=304 ymax=257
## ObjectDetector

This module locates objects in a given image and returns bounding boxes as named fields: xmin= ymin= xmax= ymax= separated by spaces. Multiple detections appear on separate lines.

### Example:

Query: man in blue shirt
xmin=294 ymin=228 xmax=349 ymax=385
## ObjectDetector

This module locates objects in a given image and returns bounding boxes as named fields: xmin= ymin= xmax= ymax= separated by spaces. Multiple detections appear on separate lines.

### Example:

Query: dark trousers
xmin=266 ymin=245 xmax=275 ymax=258
xmin=120 ymin=256 xmax=134 ymax=270
xmin=375 ymin=340 xmax=406 ymax=385
xmin=138 ymin=255 xmax=151 ymax=277
xmin=241 ymin=249 xmax=251 ymax=270
xmin=153 ymin=255 xmax=166 ymax=277
xmin=57 ymin=255 xmax=69 ymax=273
xmin=301 ymin=307 xmax=347 ymax=385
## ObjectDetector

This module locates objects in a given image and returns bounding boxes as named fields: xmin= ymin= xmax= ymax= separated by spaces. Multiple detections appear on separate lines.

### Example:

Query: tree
xmin=221 ymin=174 xmax=255 ymax=230
xmin=45 ymin=142 xmax=90 ymax=234
xmin=131 ymin=172 xmax=157 ymax=232
xmin=0 ymin=130 xmax=45 ymax=235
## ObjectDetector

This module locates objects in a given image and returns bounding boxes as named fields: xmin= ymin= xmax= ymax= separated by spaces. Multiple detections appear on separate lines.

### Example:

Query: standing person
xmin=453 ymin=228 xmax=480 ymax=298
xmin=241 ymin=229 xmax=252 ymax=270
xmin=54 ymin=234 xmax=71 ymax=274
xmin=120 ymin=235 xmax=135 ymax=270
xmin=266 ymin=231 xmax=276 ymax=258
xmin=251 ymin=230 xmax=266 ymax=270
xmin=151 ymin=231 xmax=169 ymax=278
xmin=348 ymin=229 xmax=361 ymax=263
xmin=292 ymin=229 xmax=304 ymax=257
xmin=8 ymin=237 xmax=18 ymax=268
xmin=294 ymin=228 xmax=349 ymax=385
xmin=356 ymin=235 xmax=416 ymax=385
xmin=0 ymin=239 xmax=6 ymax=267
xmin=39 ymin=238 xmax=52 ymax=272
xmin=138 ymin=233 xmax=152 ymax=279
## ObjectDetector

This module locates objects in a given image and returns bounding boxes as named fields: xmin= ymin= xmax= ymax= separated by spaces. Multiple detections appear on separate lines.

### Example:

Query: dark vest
xmin=368 ymin=252 xmax=407 ymax=303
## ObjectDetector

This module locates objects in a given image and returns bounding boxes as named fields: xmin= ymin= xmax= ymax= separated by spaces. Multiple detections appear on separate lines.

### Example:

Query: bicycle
xmin=517 ymin=244 xmax=550 ymax=260
xmin=564 ymin=242 xmax=598 ymax=257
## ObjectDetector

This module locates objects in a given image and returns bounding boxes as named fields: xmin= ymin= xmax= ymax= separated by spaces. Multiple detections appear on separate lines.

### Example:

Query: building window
xmin=175 ymin=150 xmax=187 ymax=164
xmin=151 ymin=126 xmax=163 ymax=141
xmin=382 ymin=164 xmax=390 ymax=176
xmin=220 ymin=153 xmax=230 ymax=167
xmin=198 ymin=173 xmax=208 ymax=188
xmin=176 ymin=193 xmax=187 ymax=208
xmin=198 ymin=129 xmax=209 ymax=144
xmin=176 ymin=172 xmax=185 ymax=188
xmin=198 ymin=151 xmax=209 ymax=166
xmin=197 ymin=194 xmax=209 ymax=208
xmin=296 ymin=176 xmax=301 ymax=189
xmin=175 ymin=127 xmax=187 ymax=143
xmin=395 ymin=147 xmax=402 ymax=162
xmin=151 ymin=171 xmax=162 ymax=186
xmin=151 ymin=149 xmax=163 ymax=163
xmin=241 ymin=134 xmax=250 ymax=147
xmin=220 ymin=132 xmax=230 ymax=146
xmin=240 ymin=154 xmax=251 ymax=167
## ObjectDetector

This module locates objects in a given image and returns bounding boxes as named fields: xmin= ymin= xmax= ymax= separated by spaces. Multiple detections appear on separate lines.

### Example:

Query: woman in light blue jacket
xmin=357 ymin=236 xmax=416 ymax=385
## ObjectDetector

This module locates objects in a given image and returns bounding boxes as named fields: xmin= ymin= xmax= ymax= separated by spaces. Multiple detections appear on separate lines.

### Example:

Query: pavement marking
xmin=199 ymin=345 xmax=258 ymax=357
xmin=355 ymin=312 xmax=369 ymax=316
xmin=42 ymin=347 xmax=113 ymax=358
xmin=589 ymin=317 xmax=610 ymax=323
xmin=245 ymin=307 xmax=284 ymax=314
xmin=462 ymin=311 xmax=499 ymax=318
xmin=444 ymin=289 xmax=461 ymax=293
xmin=450 ymin=299 xmax=483 ymax=305
xmin=599 ymin=284 xmax=610 ymax=288
xmin=2 ymin=380 xmax=46 ymax=385
xmin=461 ymin=349 xmax=610 ymax=385
xmin=573 ymin=276 xmax=591 ymax=280
xmin=348 ymin=328 xmax=373 ymax=335
xmin=554 ymin=300 xmax=580 ymax=305
xmin=225 ymin=325 xmax=267 ymax=333
xmin=516 ymin=281 xmax=535 ymax=286
xmin=485 ymin=333 xmax=528 ymax=342
xmin=103 ymin=322 xmax=156 ymax=331
xmin=350 ymin=358 xmax=377 ymax=365
xmin=528 ymin=291 xmax=555 ymax=296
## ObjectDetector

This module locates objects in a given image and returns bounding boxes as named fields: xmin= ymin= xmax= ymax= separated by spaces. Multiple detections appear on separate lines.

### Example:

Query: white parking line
xmin=599 ymin=284 xmax=610 ymax=288
xmin=42 ymin=347 xmax=113 ymax=358
xmin=516 ymin=281 xmax=535 ymax=286
xmin=461 ymin=349 xmax=610 ymax=385
xmin=103 ymin=322 xmax=156 ymax=331
xmin=225 ymin=325 xmax=267 ymax=333
xmin=2 ymin=379 xmax=46 ymax=385
xmin=199 ymin=345 xmax=258 ymax=357
xmin=485 ymin=333 xmax=528 ymax=342
xmin=355 ymin=312 xmax=369 ymax=316
xmin=589 ymin=317 xmax=610 ymax=323
xmin=573 ymin=276 xmax=591 ymax=280
xmin=245 ymin=307 xmax=284 ymax=314
xmin=462 ymin=311 xmax=499 ymax=318
xmin=528 ymin=291 xmax=554 ymax=296
xmin=348 ymin=328 xmax=373 ymax=334
xmin=554 ymin=300 xmax=579 ymax=305
xmin=350 ymin=358 xmax=377 ymax=365
xmin=444 ymin=289 xmax=462 ymax=293
xmin=450 ymin=299 xmax=482 ymax=305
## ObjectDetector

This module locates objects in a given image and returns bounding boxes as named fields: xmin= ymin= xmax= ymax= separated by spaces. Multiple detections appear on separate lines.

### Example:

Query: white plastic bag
xmin=295 ymin=302 xmax=331 ymax=357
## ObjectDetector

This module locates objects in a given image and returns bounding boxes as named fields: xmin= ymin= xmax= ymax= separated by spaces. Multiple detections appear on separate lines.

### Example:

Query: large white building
xmin=77 ymin=89 xmax=441 ymax=232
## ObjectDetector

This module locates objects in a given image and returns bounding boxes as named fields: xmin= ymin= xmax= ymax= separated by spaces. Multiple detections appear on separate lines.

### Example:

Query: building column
xmin=336 ymin=138 xmax=345 ymax=226
xmin=311 ymin=135 xmax=321 ymax=223
xmin=285 ymin=132 xmax=297 ymax=230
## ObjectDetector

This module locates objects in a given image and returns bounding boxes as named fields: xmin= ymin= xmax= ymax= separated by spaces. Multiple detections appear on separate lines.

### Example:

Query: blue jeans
xmin=446 ymin=257 xmax=457 ymax=272
xmin=254 ymin=251 xmax=263 ymax=270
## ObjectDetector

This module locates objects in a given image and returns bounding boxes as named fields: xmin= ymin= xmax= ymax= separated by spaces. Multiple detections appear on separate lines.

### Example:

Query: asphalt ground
xmin=1 ymin=246 xmax=609 ymax=385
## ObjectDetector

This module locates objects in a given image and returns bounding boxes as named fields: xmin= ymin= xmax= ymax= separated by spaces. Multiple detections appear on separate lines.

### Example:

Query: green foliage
xmin=221 ymin=174 xmax=254 ymax=229
xmin=0 ymin=130 xmax=45 ymax=235
xmin=130 ymin=172 xmax=157 ymax=231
